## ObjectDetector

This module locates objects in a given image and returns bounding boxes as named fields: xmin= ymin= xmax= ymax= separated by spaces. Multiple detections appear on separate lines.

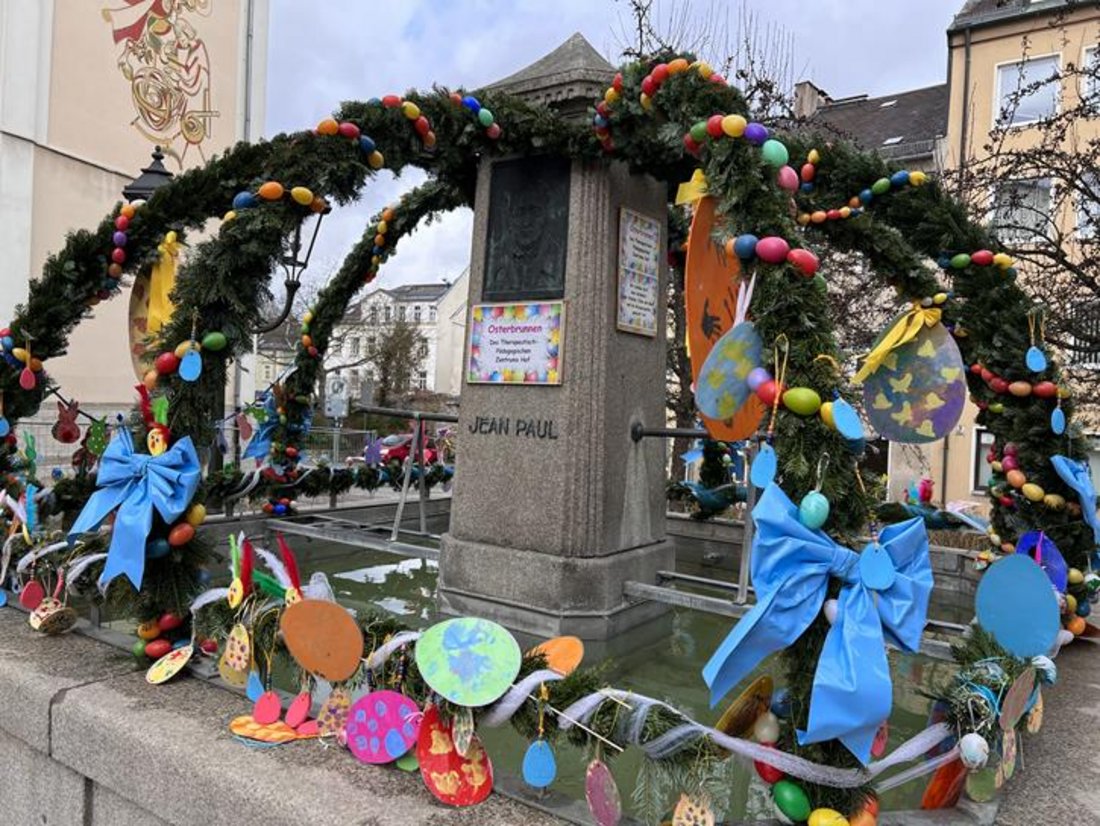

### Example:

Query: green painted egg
xmin=773 ymin=780 xmax=812 ymax=822
xmin=201 ymin=331 xmax=228 ymax=351
xmin=782 ymin=387 xmax=822 ymax=416
xmin=871 ymin=177 xmax=891 ymax=195
xmin=950 ymin=253 xmax=971 ymax=269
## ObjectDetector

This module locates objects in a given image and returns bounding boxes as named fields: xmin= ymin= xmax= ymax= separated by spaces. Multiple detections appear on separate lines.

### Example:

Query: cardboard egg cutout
xmin=862 ymin=314 xmax=965 ymax=443
xmin=529 ymin=635 xmax=584 ymax=676
xmin=415 ymin=617 xmax=520 ymax=707
xmin=694 ymin=322 xmax=763 ymax=422
xmin=279 ymin=599 xmax=363 ymax=682
xmin=345 ymin=690 xmax=420 ymax=765
xmin=416 ymin=704 xmax=493 ymax=807
xmin=146 ymin=644 xmax=193 ymax=685
xmin=585 ymin=759 xmax=622 ymax=826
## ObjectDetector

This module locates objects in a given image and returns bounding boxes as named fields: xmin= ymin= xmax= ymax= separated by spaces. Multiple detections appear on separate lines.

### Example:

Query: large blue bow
xmin=702 ymin=483 xmax=932 ymax=763
xmin=68 ymin=429 xmax=200 ymax=590
xmin=1051 ymin=455 xmax=1100 ymax=547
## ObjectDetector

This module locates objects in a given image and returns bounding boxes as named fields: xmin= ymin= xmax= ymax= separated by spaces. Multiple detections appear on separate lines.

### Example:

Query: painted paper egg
xmin=345 ymin=690 xmax=420 ymax=765
xmin=522 ymin=739 xmax=557 ymax=788
xmin=528 ymin=635 xmax=584 ymax=676
xmin=862 ymin=314 xmax=965 ymax=443
xmin=417 ymin=704 xmax=493 ymax=807
xmin=146 ymin=644 xmax=193 ymax=685
xmin=19 ymin=580 xmax=45 ymax=611
xmin=694 ymin=322 xmax=763 ymax=422
xmin=976 ymin=555 xmax=1060 ymax=657
xmin=253 ymin=690 xmax=282 ymax=725
xmin=317 ymin=687 xmax=351 ymax=736
xmin=218 ymin=622 xmax=251 ymax=687
xmin=959 ymin=732 xmax=989 ymax=770
xmin=280 ymin=599 xmax=364 ymax=682
xmin=415 ymin=617 xmax=521 ymax=707
xmin=285 ymin=691 xmax=311 ymax=729
xmin=585 ymin=759 xmax=622 ymax=826
xmin=672 ymin=793 xmax=715 ymax=826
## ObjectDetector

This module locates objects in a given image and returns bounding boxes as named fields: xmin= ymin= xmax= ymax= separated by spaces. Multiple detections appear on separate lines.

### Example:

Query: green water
xmin=305 ymin=544 xmax=959 ymax=822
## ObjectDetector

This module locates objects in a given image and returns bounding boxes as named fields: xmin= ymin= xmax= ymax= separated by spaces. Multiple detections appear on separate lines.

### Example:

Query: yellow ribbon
xmin=147 ymin=231 xmax=179 ymax=336
xmin=675 ymin=169 xmax=708 ymax=206
xmin=854 ymin=303 xmax=942 ymax=384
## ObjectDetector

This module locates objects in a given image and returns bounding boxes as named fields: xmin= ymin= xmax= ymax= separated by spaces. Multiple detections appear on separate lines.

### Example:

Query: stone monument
xmin=438 ymin=34 xmax=674 ymax=639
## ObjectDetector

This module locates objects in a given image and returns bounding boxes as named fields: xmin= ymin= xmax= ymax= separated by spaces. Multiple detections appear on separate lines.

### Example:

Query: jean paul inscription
xmin=468 ymin=415 xmax=560 ymax=440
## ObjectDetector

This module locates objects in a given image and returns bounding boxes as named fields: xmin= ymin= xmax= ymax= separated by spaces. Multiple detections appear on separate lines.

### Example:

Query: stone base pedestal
xmin=438 ymin=532 xmax=674 ymax=639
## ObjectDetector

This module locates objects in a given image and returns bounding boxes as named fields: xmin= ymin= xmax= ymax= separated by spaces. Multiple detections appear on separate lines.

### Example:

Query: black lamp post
xmin=122 ymin=146 xmax=174 ymax=202
xmin=253 ymin=207 xmax=328 ymax=334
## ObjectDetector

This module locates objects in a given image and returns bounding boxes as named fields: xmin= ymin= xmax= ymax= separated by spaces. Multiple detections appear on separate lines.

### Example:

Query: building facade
xmin=0 ymin=0 xmax=268 ymax=417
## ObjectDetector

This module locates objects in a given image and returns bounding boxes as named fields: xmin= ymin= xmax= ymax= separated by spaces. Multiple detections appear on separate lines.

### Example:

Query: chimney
xmin=794 ymin=80 xmax=832 ymax=119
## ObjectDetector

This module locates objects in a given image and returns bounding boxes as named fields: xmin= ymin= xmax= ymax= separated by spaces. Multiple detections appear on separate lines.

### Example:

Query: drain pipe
xmin=958 ymin=25 xmax=973 ymax=174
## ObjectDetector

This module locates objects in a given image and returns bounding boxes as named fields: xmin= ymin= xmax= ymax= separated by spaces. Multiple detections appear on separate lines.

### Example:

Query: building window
xmin=397 ymin=305 xmax=406 ymax=321
xmin=1084 ymin=46 xmax=1099 ymax=107
xmin=349 ymin=337 xmax=360 ymax=357
xmin=1069 ymin=301 xmax=1100 ymax=368
xmin=368 ymin=305 xmax=378 ymax=323
xmin=992 ymin=179 xmax=1051 ymax=242
xmin=415 ymin=370 xmax=428 ymax=390
xmin=262 ymin=363 xmax=273 ymax=380
xmin=972 ymin=428 xmax=996 ymax=493
xmin=384 ymin=305 xmax=391 ymax=323
xmin=430 ymin=307 xmax=437 ymax=322
xmin=1077 ymin=172 xmax=1100 ymax=238
xmin=995 ymin=54 xmax=1060 ymax=127
xmin=367 ymin=334 xmax=376 ymax=349
xmin=418 ymin=341 xmax=429 ymax=360
xmin=413 ymin=305 xmax=421 ymax=322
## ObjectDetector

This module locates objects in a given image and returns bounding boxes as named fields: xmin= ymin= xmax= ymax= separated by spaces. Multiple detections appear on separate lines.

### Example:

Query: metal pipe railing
xmin=630 ymin=421 xmax=708 ymax=442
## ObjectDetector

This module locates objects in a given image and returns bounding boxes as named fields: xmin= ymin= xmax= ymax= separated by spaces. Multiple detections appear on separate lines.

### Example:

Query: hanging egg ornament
xmin=959 ymin=732 xmax=990 ymax=770
xmin=752 ymin=711 xmax=780 ymax=743
xmin=808 ymin=809 xmax=850 ymax=826
xmin=799 ymin=491 xmax=830 ymax=530
xmin=772 ymin=780 xmax=812 ymax=823
xmin=761 ymin=139 xmax=789 ymax=167
xmin=782 ymin=387 xmax=822 ymax=416
xmin=1027 ymin=346 xmax=1048 ymax=372
xmin=1052 ymin=405 xmax=1066 ymax=435
xmin=179 ymin=347 xmax=202 ymax=381
xmin=522 ymin=739 xmax=557 ymax=788
xmin=750 ymin=442 xmax=777 ymax=488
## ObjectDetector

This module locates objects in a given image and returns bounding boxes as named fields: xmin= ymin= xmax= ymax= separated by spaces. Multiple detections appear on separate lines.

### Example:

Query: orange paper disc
xmin=684 ymin=196 xmax=765 ymax=441
xmin=279 ymin=599 xmax=364 ymax=682
xmin=529 ymin=635 xmax=585 ymax=676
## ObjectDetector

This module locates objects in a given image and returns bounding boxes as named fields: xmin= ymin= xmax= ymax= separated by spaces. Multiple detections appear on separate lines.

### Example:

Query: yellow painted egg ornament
xmin=808 ymin=808 xmax=850 ymax=826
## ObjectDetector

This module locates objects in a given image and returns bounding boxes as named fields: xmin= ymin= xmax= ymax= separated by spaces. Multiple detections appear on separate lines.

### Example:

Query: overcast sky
xmin=264 ymin=0 xmax=962 ymax=292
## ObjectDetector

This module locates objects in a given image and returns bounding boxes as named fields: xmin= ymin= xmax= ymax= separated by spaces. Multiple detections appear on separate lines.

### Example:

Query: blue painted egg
xmin=1026 ymin=346 xmax=1047 ymax=372
xmin=359 ymin=135 xmax=376 ymax=154
xmin=232 ymin=191 xmax=258 ymax=210
xmin=522 ymin=739 xmax=557 ymax=788
xmin=859 ymin=189 xmax=873 ymax=205
xmin=146 ymin=538 xmax=170 ymax=559
xmin=798 ymin=491 xmax=830 ymax=530
xmin=830 ymin=397 xmax=863 ymax=441
xmin=179 ymin=349 xmax=202 ymax=382
xmin=750 ymin=443 xmax=777 ymax=488
xmin=733 ymin=234 xmax=758 ymax=259
xmin=461 ymin=95 xmax=481 ymax=113
xmin=890 ymin=170 xmax=911 ymax=187
xmin=1052 ymin=407 xmax=1066 ymax=435
xmin=770 ymin=687 xmax=791 ymax=718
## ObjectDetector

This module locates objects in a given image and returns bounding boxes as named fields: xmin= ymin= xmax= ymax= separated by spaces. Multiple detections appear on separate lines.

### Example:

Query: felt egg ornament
xmin=694 ymin=322 xmax=763 ymax=422
xmin=862 ymin=311 xmax=966 ymax=443
xmin=417 ymin=704 xmax=493 ymax=807
xmin=345 ymin=690 xmax=420 ymax=765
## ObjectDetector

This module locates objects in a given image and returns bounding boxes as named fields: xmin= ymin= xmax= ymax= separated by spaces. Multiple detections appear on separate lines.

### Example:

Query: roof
xmin=486 ymin=32 xmax=614 ymax=95
xmin=949 ymin=0 xmax=1079 ymax=32
xmin=256 ymin=318 xmax=298 ymax=352
xmin=386 ymin=283 xmax=450 ymax=302
xmin=810 ymin=84 xmax=949 ymax=161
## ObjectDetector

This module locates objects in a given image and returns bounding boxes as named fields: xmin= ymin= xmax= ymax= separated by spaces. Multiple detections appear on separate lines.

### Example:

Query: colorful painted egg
xmin=285 ymin=691 xmax=311 ymax=729
xmin=146 ymin=644 xmax=193 ymax=685
xmin=782 ymin=387 xmax=822 ymax=416
xmin=585 ymin=759 xmax=622 ymax=826
xmin=862 ymin=314 xmax=965 ymax=443
xmin=672 ymin=793 xmax=715 ymax=825
xmin=694 ymin=322 xmax=763 ymax=421
xmin=317 ymin=687 xmax=351 ymax=736
xmin=280 ymin=599 xmax=364 ymax=682
xmin=415 ymin=617 xmax=521 ymax=707
xmin=529 ymin=635 xmax=584 ymax=675
xmin=253 ymin=690 xmax=282 ymax=725
xmin=143 ymin=638 xmax=171 ymax=659
xmin=417 ymin=705 xmax=493 ymax=807
xmin=218 ymin=623 xmax=250 ymax=687
xmin=522 ymin=739 xmax=557 ymax=788
xmin=773 ymin=780 xmax=812 ymax=822
xmin=808 ymin=808 xmax=849 ymax=826
xmin=345 ymin=690 xmax=420 ymax=765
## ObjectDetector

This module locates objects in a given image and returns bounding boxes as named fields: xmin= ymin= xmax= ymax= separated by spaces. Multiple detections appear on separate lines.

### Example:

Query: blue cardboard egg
xmin=750 ymin=443 xmax=777 ymax=488
xmin=1026 ymin=346 xmax=1048 ymax=372
xmin=246 ymin=670 xmax=264 ymax=702
xmin=830 ymin=397 xmax=863 ymax=441
xmin=522 ymin=739 xmax=557 ymax=788
xmin=694 ymin=322 xmax=763 ymax=421
xmin=1051 ymin=407 xmax=1066 ymax=435
xmin=179 ymin=348 xmax=202 ymax=382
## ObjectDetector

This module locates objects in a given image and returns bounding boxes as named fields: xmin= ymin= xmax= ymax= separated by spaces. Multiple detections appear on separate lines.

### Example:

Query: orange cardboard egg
xmin=279 ymin=599 xmax=363 ymax=682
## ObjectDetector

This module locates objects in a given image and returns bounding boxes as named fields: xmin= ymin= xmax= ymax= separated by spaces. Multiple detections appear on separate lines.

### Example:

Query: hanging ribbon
xmin=67 ymin=428 xmax=201 ymax=590
xmin=675 ymin=169 xmax=708 ymax=206
xmin=701 ymin=483 xmax=932 ymax=764
xmin=243 ymin=393 xmax=278 ymax=461
xmin=1051 ymin=455 xmax=1100 ymax=546
xmin=854 ymin=303 xmax=942 ymax=384
xmin=147 ymin=231 xmax=180 ymax=337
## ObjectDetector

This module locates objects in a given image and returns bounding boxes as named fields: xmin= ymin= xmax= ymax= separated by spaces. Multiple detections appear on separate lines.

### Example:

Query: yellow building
xmin=0 ymin=0 xmax=269 ymax=419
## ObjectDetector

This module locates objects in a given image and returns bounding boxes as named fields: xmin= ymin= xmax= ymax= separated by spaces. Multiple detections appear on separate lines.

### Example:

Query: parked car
xmin=377 ymin=433 xmax=438 ymax=465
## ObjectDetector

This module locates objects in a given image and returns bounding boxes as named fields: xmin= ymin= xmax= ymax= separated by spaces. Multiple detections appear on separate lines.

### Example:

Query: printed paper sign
xmin=617 ymin=208 xmax=661 ymax=336
xmin=466 ymin=302 xmax=563 ymax=385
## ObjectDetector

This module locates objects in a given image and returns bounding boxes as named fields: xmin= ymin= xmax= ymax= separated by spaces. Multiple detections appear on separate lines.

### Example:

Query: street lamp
xmin=253 ymin=207 xmax=328 ymax=334
xmin=122 ymin=146 xmax=174 ymax=202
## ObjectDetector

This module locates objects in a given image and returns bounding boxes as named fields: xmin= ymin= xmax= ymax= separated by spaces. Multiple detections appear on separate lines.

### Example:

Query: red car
xmin=378 ymin=433 xmax=438 ymax=465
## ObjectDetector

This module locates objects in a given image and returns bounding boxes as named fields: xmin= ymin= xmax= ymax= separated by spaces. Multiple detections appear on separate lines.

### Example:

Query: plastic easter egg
xmin=757 ymin=379 xmax=782 ymax=406
xmin=801 ymin=163 xmax=816 ymax=182
xmin=316 ymin=118 xmax=339 ymax=135
xmin=186 ymin=503 xmax=207 ymax=526
xmin=969 ymin=249 xmax=993 ymax=267
xmin=782 ymin=387 xmax=822 ymax=416
xmin=368 ymin=150 xmax=384 ymax=169
xmin=346 ymin=690 xmax=421 ymax=765
xmin=1009 ymin=381 xmax=1032 ymax=397
xmin=786 ymin=248 xmax=819 ymax=276
xmin=1044 ymin=493 xmax=1066 ymax=510
xmin=1033 ymin=380 xmax=1057 ymax=398
xmin=290 ymin=186 xmax=314 ymax=206
xmin=733 ymin=234 xmax=758 ymax=259
xmin=144 ymin=638 xmax=172 ymax=659
xmin=754 ymin=748 xmax=786 ymax=783
xmin=705 ymin=114 xmax=725 ymax=138
xmin=131 ymin=639 xmax=149 ymax=659
xmin=257 ymin=181 xmax=284 ymax=201
xmin=1022 ymin=483 xmax=1045 ymax=502
xmin=959 ymin=732 xmax=989 ymax=770
xmin=146 ymin=537 xmax=170 ymax=559
xmin=137 ymin=619 xmax=161 ymax=641
xmin=1006 ymin=470 xmax=1026 ymax=489
xmin=744 ymin=122 xmax=769 ymax=145
xmin=746 ymin=367 xmax=772 ymax=392
xmin=477 ymin=108 xmax=494 ymax=127
xmin=721 ymin=114 xmax=747 ymax=137
xmin=950 ymin=253 xmax=971 ymax=269
xmin=809 ymin=809 xmax=849 ymax=826
xmin=173 ymin=340 xmax=198 ymax=359
xmin=755 ymin=236 xmax=790 ymax=264
xmin=777 ymin=165 xmax=799 ymax=191
xmin=799 ymin=491 xmax=830 ymax=529
xmin=773 ymin=780 xmax=812 ymax=822
xmin=752 ymin=711 xmax=780 ymax=743
xmin=168 ymin=522 xmax=195 ymax=546
xmin=761 ymin=139 xmax=789 ymax=167
xmin=871 ymin=177 xmax=891 ymax=195
xmin=522 ymin=739 xmax=557 ymax=788
xmin=154 ymin=351 xmax=180 ymax=374
xmin=158 ymin=612 xmax=183 ymax=632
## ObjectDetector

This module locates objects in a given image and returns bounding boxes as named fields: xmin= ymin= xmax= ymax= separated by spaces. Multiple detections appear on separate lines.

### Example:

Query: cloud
xmin=267 ymin=0 xmax=962 ymax=289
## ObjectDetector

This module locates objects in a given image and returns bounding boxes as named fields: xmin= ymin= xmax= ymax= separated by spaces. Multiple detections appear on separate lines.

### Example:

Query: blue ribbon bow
xmin=67 ymin=429 xmax=200 ymax=590
xmin=702 ymin=483 xmax=932 ymax=763
xmin=1051 ymin=455 xmax=1100 ymax=547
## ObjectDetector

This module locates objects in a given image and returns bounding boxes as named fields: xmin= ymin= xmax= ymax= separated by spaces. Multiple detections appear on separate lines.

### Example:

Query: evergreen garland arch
xmin=6 ymin=48 xmax=1092 ymax=821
